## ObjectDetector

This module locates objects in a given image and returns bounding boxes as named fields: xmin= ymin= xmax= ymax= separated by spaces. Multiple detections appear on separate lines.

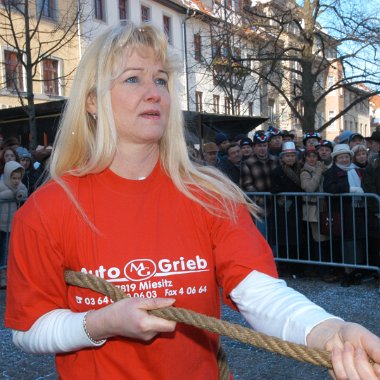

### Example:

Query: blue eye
xmin=155 ymin=78 xmax=168 ymax=87
xmin=125 ymin=76 xmax=138 ymax=83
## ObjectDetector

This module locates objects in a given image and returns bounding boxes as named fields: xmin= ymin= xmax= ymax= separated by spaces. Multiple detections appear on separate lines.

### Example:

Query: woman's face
xmin=305 ymin=153 xmax=318 ymax=166
xmin=4 ymin=149 xmax=16 ymax=163
xmin=281 ymin=152 xmax=297 ymax=166
xmin=110 ymin=47 xmax=170 ymax=146
xmin=354 ymin=150 xmax=368 ymax=165
xmin=335 ymin=153 xmax=351 ymax=166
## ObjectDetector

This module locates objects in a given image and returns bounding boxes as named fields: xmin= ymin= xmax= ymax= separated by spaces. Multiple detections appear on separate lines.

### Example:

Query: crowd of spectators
xmin=191 ymin=127 xmax=380 ymax=287
xmin=0 ymin=135 xmax=52 ymax=288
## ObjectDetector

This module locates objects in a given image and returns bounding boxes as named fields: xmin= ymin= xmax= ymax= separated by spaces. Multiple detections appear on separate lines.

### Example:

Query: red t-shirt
xmin=5 ymin=163 xmax=277 ymax=379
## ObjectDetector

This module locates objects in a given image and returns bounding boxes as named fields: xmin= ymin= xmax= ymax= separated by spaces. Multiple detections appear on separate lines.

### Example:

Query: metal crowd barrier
xmin=247 ymin=192 xmax=380 ymax=289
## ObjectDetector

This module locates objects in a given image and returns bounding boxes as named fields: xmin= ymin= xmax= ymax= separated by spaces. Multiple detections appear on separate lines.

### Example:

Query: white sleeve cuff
xmin=12 ymin=309 xmax=106 ymax=354
xmin=230 ymin=271 xmax=342 ymax=345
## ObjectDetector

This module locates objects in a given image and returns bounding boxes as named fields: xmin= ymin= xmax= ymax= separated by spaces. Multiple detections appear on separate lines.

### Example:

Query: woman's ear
xmin=86 ymin=93 xmax=97 ymax=115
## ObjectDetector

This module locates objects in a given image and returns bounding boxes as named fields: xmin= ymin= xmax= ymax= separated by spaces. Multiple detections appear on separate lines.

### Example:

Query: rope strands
xmin=64 ymin=270 xmax=333 ymax=371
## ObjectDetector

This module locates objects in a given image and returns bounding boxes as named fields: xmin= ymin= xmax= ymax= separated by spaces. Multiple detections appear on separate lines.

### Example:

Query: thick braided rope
xmin=64 ymin=270 xmax=333 ymax=370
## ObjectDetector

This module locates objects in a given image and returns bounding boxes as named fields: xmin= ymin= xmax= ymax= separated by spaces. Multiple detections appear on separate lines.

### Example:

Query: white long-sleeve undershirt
xmin=12 ymin=270 xmax=341 ymax=353
xmin=230 ymin=270 xmax=341 ymax=345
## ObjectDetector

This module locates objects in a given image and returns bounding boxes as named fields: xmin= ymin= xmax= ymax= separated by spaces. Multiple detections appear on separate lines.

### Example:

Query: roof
xmin=0 ymin=101 xmax=268 ymax=144
xmin=184 ymin=111 xmax=268 ymax=142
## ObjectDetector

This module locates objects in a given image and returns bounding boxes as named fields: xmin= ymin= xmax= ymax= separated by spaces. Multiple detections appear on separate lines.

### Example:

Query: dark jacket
xmin=362 ymin=159 xmax=380 ymax=239
xmin=323 ymin=164 xmax=365 ymax=239
xmin=218 ymin=159 xmax=241 ymax=186
xmin=270 ymin=163 xmax=303 ymax=249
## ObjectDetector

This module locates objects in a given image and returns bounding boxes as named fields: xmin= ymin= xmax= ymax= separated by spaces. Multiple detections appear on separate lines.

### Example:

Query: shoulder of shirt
xmin=14 ymin=175 xmax=83 ymax=221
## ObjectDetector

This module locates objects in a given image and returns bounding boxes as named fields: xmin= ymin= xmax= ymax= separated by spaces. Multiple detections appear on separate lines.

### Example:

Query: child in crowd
xmin=0 ymin=161 xmax=28 ymax=288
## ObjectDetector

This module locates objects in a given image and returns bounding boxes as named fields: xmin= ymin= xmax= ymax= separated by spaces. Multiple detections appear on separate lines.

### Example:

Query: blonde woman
xmin=5 ymin=24 xmax=380 ymax=379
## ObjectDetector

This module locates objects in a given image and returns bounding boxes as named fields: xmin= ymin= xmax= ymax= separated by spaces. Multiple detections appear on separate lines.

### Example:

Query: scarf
xmin=280 ymin=161 xmax=301 ymax=187
xmin=336 ymin=163 xmax=362 ymax=205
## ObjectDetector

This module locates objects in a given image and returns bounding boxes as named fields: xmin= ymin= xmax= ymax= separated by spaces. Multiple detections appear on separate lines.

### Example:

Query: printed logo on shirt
xmin=81 ymin=255 xmax=209 ymax=283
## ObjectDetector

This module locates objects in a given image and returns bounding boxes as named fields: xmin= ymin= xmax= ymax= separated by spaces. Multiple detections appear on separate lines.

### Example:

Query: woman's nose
xmin=144 ymin=81 xmax=161 ymax=102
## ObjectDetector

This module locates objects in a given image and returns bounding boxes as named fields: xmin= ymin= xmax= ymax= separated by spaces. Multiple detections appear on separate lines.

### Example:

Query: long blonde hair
xmin=49 ymin=23 xmax=259 ymax=220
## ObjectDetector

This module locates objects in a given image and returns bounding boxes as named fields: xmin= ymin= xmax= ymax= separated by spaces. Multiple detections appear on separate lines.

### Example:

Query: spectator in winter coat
xmin=352 ymin=144 xmax=369 ymax=170
xmin=270 ymin=142 xmax=303 ymax=261
xmin=217 ymin=143 xmax=242 ymax=186
xmin=239 ymin=137 xmax=253 ymax=161
xmin=16 ymin=147 xmax=36 ymax=196
xmin=267 ymin=126 xmax=283 ymax=157
xmin=0 ymin=147 xmax=19 ymax=181
xmin=317 ymin=140 xmax=334 ymax=168
xmin=362 ymin=152 xmax=380 ymax=267
xmin=0 ymin=161 xmax=28 ymax=288
xmin=323 ymin=144 xmax=366 ymax=287
xmin=300 ymin=146 xmax=328 ymax=260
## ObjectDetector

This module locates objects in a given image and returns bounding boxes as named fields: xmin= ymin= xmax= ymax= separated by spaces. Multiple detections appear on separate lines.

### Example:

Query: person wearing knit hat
xmin=214 ymin=132 xmax=229 ymax=146
xmin=240 ymin=137 xmax=253 ymax=160
xmin=214 ymin=132 xmax=229 ymax=164
xmin=16 ymin=147 xmax=35 ymax=195
xmin=348 ymin=132 xmax=364 ymax=149
xmin=337 ymin=130 xmax=353 ymax=144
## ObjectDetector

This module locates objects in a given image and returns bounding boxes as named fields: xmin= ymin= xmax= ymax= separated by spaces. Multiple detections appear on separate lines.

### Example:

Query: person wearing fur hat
xmin=323 ymin=144 xmax=366 ymax=287
xmin=270 ymin=142 xmax=303 ymax=266
xmin=0 ymin=161 xmax=28 ymax=288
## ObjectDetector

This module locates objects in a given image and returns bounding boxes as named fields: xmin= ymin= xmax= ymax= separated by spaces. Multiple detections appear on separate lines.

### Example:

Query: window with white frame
xmin=225 ymin=97 xmax=231 ymax=115
xmin=235 ymin=100 xmax=241 ymax=115
xmin=248 ymin=101 xmax=253 ymax=116
xmin=163 ymin=15 xmax=172 ymax=44
xmin=42 ymin=58 xmax=60 ymax=95
xmin=268 ymin=99 xmax=275 ymax=121
xmin=141 ymin=5 xmax=151 ymax=23
xmin=37 ymin=0 xmax=55 ymax=19
xmin=4 ymin=49 xmax=24 ymax=91
xmin=119 ymin=0 xmax=128 ymax=20
xmin=195 ymin=91 xmax=203 ymax=112
xmin=94 ymin=0 xmax=105 ymax=21
xmin=328 ymin=110 xmax=337 ymax=130
xmin=213 ymin=95 xmax=220 ymax=114
xmin=327 ymin=75 xmax=334 ymax=89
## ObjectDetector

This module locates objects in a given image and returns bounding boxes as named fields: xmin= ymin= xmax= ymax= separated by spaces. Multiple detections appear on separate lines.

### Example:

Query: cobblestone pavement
xmin=1 ymin=274 xmax=379 ymax=379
